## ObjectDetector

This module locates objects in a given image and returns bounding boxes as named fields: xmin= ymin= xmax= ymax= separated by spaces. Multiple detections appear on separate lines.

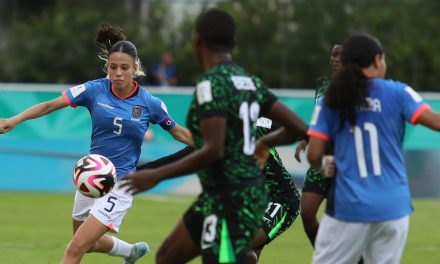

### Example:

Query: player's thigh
xmin=90 ymin=181 xmax=133 ymax=233
xmin=313 ymin=214 xmax=369 ymax=264
xmin=363 ymin=215 xmax=409 ymax=264
xmin=301 ymin=192 xmax=325 ymax=220
xmin=201 ymin=187 xmax=267 ymax=264
xmin=256 ymin=199 xmax=298 ymax=248
xmin=157 ymin=217 xmax=200 ymax=264
xmin=68 ymin=214 xmax=110 ymax=252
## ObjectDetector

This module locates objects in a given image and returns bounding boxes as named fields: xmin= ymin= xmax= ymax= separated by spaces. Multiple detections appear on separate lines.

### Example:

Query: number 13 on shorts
xmin=201 ymin=214 xmax=218 ymax=249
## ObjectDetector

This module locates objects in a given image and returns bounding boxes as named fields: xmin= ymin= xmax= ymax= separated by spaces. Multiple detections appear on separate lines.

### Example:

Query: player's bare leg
xmin=250 ymin=228 xmax=269 ymax=262
xmin=62 ymin=215 xmax=110 ymax=263
xmin=71 ymin=218 xmax=114 ymax=253
xmin=156 ymin=217 xmax=199 ymax=264
xmin=301 ymin=192 xmax=325 ymax=247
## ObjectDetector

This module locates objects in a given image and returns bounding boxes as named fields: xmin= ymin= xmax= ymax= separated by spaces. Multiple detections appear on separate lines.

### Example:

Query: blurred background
xmin=1 ymin=0 xmax=440 ymax=90
xmin=1 ymin=0 xmax=440 ymax=198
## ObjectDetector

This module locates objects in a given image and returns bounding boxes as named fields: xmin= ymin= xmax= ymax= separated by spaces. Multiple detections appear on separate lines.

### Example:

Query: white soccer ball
xmin=73 ymin=154 xmax=116 ymax=198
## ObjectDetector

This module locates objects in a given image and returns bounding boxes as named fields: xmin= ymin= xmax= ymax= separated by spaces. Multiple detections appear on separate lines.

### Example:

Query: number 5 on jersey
xmin=113 ymin=117 xmax=123 ymax=135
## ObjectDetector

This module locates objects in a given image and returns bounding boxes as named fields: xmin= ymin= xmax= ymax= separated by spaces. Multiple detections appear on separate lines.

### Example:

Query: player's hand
xmin=120 ymin=169 xmax=160 ymax=195
xmin=254 ymin=140 xmax=269 ymax=169
xmin=320 ymin=155 xmax=335 ymax=177
xmin=294 ymin=140 xmax=308 ymax=162
xmin=0 ymin=117 xmax=18 ymax=134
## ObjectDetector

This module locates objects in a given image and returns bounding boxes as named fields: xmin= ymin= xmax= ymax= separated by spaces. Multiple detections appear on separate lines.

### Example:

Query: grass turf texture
xmin=0 ymin=192 xmax=439 ymax=263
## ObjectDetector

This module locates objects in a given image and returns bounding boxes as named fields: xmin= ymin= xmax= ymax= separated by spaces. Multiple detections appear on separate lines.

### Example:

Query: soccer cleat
xmin=122 ymin=242 xmax=150 ymax=264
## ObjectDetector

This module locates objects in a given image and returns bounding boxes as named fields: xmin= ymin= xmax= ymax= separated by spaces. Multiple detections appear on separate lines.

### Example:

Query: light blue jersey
xmin=308 ymin=78 xmax=430 ymax=222
xmin=63 ymin=78 xmax=176 ymax=178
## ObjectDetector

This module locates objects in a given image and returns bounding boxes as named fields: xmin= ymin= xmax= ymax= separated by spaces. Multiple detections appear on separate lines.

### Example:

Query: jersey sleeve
xmin=258 ymin=89 xmax=277 ymax=116
xmin=195 ymin=76 xmax=229 ymax=119
xmin=399 ymin=85 xmax=431 ymax=125
xmin=254 ymin=78 xmax=277 ymax=116
xmin=307 ymin=97 xmax=332 ymax=141
xmin=149 ymin=96 xmax=176 ymax=130
xmin=62 ymin=82 xmax=94 ymax=108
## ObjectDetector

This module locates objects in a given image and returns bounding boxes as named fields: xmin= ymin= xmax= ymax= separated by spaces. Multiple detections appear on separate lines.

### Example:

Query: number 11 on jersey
xmin=352 ymin=122 xmax=381 ymax=177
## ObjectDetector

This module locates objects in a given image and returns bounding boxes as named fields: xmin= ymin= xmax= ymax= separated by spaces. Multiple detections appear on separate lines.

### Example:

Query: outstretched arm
xmin=254 ymin=101 xmax=307 ymax=166
xmin=0 ymin=96 xmax=68 ymax=134
xmin=122 ymin=116 xmax=226 ymax=194
xmin=136 ymin=146 xmax=194 ymax=170
xmin=415 ymin=109 xmax=440 ymax=131
xmin=168 ymin=125 xmax=194 ymax=147
xmin=258 ymin=101 xmax=307 ymax=147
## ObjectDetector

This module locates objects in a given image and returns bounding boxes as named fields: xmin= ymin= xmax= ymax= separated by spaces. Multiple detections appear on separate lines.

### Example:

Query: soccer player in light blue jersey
xmin=0 ymin=23 xmax=192 ymax=264
xmin=307 ymin=33 xmax=440 ymax=264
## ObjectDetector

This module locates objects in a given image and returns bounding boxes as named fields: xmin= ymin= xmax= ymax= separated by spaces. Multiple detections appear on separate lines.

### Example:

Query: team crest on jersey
xmin=132 ymin=106 xmax=142 ymax=118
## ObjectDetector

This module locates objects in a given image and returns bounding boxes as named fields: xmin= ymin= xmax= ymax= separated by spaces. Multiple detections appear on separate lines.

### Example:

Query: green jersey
xmin=186 ymin=62 xmax=277 ymax=191
xmin=315 ymin=76 xmax=330 ymax=99
xmin=255 ymin=118 xmax=299 ymax=201
xmin=303 ymin=75 xmax=333 ymax=195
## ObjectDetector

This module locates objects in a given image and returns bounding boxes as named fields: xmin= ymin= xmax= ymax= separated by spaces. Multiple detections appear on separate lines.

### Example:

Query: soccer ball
xmin=73 ymin=154 xmax=116 ymax=198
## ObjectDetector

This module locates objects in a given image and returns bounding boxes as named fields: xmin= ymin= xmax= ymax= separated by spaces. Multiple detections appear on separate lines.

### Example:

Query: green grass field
xmin=0 ymin=192 xmax=439 ymax=263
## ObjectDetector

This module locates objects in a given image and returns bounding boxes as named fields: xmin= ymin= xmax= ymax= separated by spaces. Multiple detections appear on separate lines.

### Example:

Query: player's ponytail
xmin=325 ymin=33 xmax=383 ymax=127
xmin=95 ymin=22 xmax=145 ymax=77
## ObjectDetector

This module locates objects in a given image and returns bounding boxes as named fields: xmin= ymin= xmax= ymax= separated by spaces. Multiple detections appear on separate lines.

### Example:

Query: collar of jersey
xmin=111 ymin=80 xmax=139 ymax=100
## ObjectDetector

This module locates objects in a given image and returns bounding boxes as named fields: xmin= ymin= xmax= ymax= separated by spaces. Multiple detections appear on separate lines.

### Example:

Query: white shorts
xmin=313 ymin=214 xmax=409 ymax=264
xmin=72 ymin=181 xmax=133 ymax=233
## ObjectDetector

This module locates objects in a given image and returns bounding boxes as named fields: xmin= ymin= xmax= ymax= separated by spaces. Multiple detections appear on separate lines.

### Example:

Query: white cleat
xmin=122 ymin=242 xmax=150 ymax=264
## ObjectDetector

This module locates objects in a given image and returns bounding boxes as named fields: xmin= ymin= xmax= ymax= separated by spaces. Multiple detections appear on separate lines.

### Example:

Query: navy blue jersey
xmin=63 ymin=78 xmax=176 ymax=178
xmin=308 ymin=78 xmax=430 ymax=222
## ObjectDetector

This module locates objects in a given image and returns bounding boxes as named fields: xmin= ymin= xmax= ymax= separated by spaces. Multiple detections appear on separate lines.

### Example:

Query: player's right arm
xmin=0 ymin=96 xmax=68 ymax=134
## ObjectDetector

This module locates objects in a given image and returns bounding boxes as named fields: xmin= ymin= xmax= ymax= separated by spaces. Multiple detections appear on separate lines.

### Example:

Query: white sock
xmin=107 ymin=236 xmax=133 ymax=258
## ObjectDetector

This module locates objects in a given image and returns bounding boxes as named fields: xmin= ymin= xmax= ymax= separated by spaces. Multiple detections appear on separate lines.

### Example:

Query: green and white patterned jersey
xmin=186 ymin=62 xmax=277 ymax=191
xmin=255 ymin=118 xmax=299 ymax=201
xmin=303 ymin=75 xmax=333 ymax=195
xmin=315 ymin=76 xmax=330 ymax=99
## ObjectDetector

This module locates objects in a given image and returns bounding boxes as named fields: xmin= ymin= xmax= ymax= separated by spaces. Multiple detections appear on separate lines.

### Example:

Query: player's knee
xmin=64 ymin=239 xmax=89 ymax=257
xmin=301 ymin=208 xmax=319 ymax=229
xmin=246 ymin=251 xmax=258 ymax=264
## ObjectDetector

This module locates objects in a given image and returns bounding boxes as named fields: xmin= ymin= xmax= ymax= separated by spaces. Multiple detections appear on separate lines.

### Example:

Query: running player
xmin=122 ymin=8 xmax=307 ymax=263
xmin=0 ymin=23 xmax=192 ymax=264
xmin=294 ymin=44 xmax=342 ymax=247
xmin=136 ymin=117 xmax=301 ymax=262
xmin=307 ymin=33 xmax=440 ymax=263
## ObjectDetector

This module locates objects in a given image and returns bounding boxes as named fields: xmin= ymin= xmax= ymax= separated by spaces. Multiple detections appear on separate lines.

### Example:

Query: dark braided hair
xmin=195 ymin=8 xmax=236 ymax=53
xmin=95 ymin=22 xmax=145 ymax=77
xmin=325 ymin=33 xmax=384 ymax=127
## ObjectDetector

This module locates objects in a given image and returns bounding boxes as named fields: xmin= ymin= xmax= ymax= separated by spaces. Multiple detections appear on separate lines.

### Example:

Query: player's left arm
xmin=414 ymin=109 xmax=440 ymax=130
xmin=167 ymin=124 xmax=194 ymax=147
xmin=258 ymin=101 xmax=308 ymax=147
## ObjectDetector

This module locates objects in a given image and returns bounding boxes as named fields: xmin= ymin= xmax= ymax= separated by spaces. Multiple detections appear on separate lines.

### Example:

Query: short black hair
xmin=195 ymin=8 xmax=236 ymax=52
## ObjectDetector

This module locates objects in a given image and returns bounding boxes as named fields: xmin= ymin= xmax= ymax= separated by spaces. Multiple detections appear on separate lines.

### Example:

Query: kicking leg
xmin=62 ymin=215 xmax=110 ymax=264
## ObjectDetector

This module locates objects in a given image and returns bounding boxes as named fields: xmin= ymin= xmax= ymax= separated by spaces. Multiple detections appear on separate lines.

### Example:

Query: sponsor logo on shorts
xmin=97 ymin=210 xmax=111 ymax=220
